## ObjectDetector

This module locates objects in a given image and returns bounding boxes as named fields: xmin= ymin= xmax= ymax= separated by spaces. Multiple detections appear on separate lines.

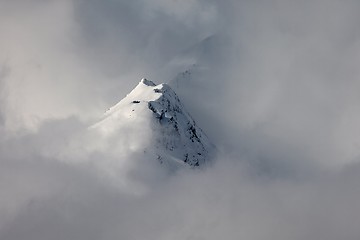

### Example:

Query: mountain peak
xmin=91 ymin=78 xmax=215 ymax=169
xmin=140 ymin=78 xmax=156 ymax=86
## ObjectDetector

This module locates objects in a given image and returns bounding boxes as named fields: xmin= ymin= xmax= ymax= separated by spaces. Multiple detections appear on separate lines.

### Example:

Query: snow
xmin=90 ymin=78 xmax=215 ymax=168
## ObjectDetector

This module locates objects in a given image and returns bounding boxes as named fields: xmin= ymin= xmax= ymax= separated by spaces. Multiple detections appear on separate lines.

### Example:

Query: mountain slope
xmin=91 ymin=78 xmax=215 ymax=169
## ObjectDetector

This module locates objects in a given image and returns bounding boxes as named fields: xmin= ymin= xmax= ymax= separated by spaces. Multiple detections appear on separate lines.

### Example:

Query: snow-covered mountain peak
xmin=91 ymin=78 xmax=215 ymax=169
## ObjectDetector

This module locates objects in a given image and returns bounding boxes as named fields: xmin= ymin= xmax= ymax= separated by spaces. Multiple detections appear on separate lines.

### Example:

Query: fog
xmin=1 ymin=0 xmax=360 ymax=239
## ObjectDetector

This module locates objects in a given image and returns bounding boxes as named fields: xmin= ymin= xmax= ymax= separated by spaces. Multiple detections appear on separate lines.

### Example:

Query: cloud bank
xmin=1 ymin=0 xmax=360 ymax=239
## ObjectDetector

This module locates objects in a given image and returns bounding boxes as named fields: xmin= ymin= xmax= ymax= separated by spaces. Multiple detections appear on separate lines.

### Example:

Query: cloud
xmin=1 ymin=126 xmax=360 ymax=240
xmin=170 ymin=0 xmax=360 ymax=168
xmin=1 ymin=0 xmax=360 ymax=239
xmin=0 ymin=0 xmax=219 ymax=131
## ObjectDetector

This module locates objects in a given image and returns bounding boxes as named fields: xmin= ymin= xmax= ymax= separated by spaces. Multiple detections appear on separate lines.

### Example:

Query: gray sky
xmin=1 ymin=0 xmax=360 ymax=239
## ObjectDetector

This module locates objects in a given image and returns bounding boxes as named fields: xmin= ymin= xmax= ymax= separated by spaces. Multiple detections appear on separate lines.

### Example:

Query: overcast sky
xmin=1 ymin=0 xmax=360 ymax=239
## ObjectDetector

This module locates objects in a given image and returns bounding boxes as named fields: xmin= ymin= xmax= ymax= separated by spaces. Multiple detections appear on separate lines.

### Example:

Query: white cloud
xmin=1 ymin=0 xmax=360 ymax=239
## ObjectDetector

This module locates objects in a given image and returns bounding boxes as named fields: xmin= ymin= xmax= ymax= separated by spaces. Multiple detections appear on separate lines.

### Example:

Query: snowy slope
xmin=91 ymin=78 xmax=215 ymax=169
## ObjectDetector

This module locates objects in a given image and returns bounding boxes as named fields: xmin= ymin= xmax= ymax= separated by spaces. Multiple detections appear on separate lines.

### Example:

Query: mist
xmin=1 ymin=0 xmax=360 ymax=239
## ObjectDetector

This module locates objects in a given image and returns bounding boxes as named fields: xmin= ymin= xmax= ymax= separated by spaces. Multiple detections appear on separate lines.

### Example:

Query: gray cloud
xmin=170 ymin=0 xmax=360 ymax=169
xmin=1 ymin=130 xmax=360 ymax=240
xmin=1 ymin=0 xmax=360 ymax=239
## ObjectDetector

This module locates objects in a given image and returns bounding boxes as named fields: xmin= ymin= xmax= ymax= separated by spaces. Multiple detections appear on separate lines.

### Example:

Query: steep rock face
xmin=91 ymin=78 xmax=215 ymax=168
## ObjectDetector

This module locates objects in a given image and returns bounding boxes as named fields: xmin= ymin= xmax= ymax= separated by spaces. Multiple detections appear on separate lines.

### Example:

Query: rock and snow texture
xmin=91 ymin=78 xmax=215 ymax=168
